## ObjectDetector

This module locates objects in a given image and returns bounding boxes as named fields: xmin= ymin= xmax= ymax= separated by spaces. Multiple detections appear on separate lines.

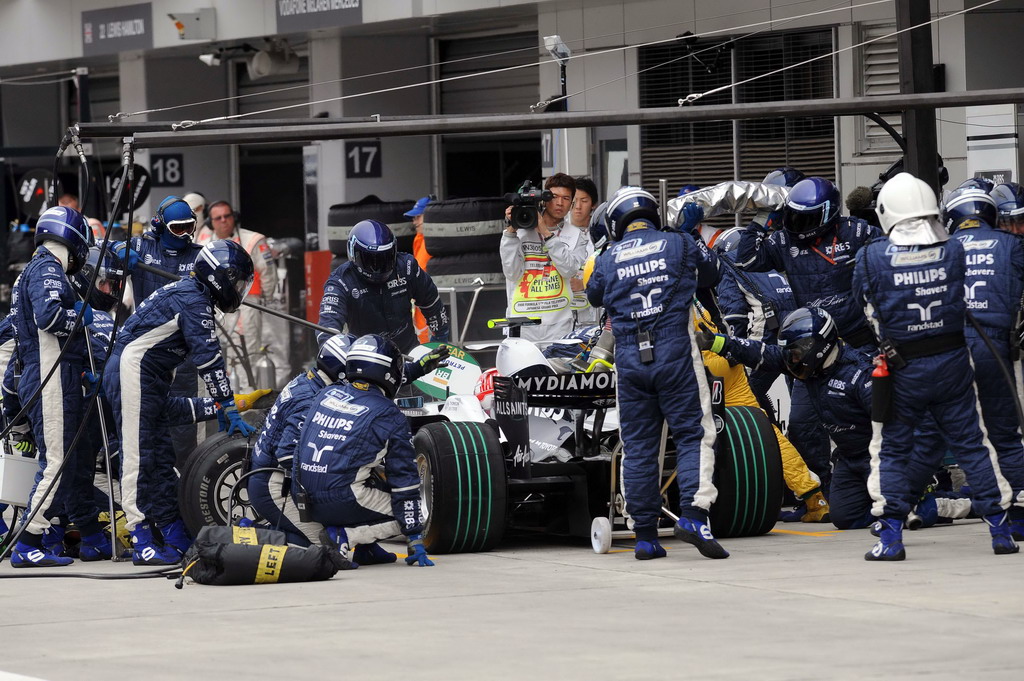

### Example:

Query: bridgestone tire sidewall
xmin=709 ymin=406 xmax=784 ymax=538
xmin=178 ymin=434 xmax=253 ymax=535
xmin=414 ymin=421 xmax=507 ymax=553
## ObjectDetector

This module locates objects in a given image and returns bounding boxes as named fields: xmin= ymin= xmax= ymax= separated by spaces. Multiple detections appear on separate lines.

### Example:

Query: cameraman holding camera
xmin=500 ymin=173 xmax=589 ymax=342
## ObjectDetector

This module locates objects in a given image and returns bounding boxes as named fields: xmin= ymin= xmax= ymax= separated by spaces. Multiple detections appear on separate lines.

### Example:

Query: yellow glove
xmin=234 ymin=389 xmax=273 ymax=412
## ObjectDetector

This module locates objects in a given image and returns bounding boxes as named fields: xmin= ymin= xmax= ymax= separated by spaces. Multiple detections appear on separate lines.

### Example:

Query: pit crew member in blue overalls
xmin=853 ymin=171 xmax=1016 ymax=560
xmin=248 ymin=333 xmax=354 ymax=547
xmin=0 ymin=309 xmax=16 ymax=543
xmin=249 ymin=330 xmax=449 ymax=548
xmin=585 ymin=187 xmax=727 ymax=560
xmin=2 ymin=247 xmax=123 ymax=561
xmin=317 ymin=220 xmax=449 ymax=353
xmin=4 ymin=207 xmax=100 ymax=567
xmin=940 ymin=186 xmax=1024 ymax=538
xmin=735 ymin=176 xmax=881 ymax=490
xmin=700 ymin=306 xmax=972 ymax=531
xmin=712 ymin=226 xmax=796 ymax=415
xmin=294 ymin=334 xmax=434 ymax=568
xmin=105 ymin=240 xmax=257 ymax=565
xmin=113 ymin=195 xmax=205 ymax=465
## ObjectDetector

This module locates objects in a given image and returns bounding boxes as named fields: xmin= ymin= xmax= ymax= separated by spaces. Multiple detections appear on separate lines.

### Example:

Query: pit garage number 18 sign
xmin=150 ymin=153 xmax=184 ymax=187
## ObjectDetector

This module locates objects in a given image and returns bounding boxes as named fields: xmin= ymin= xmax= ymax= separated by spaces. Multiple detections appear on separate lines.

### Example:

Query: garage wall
xmin=144 ymin=55 xmax=232 ymax=206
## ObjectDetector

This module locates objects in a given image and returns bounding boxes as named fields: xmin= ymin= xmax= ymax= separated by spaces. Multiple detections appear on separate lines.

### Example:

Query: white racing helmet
xmin=875 ymin=172 xmax=947 ymax=246
xmin=496 ymin=337 xmax=554 ymax=377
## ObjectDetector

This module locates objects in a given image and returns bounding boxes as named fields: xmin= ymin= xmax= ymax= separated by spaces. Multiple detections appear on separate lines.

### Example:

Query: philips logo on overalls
xmin=893 ymin=267 xmax=946 ymax=286
xmin=617 ymin=258 xmax=667 ymax=281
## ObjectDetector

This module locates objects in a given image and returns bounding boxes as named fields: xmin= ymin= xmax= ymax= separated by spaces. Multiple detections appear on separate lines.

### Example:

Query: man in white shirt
xmin=195 ymin=200 xmax=279 ymax=389
xmin=500 ymin=173 xmax=589 ymax=343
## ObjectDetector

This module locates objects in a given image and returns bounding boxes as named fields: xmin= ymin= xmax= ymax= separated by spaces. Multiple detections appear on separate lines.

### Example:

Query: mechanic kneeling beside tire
xmin=292 ymin=335 xmax=436 ymax=568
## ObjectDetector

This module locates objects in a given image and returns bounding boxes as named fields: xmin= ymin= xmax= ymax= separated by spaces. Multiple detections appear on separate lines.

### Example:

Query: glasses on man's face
xmin=211 ymin=214 xmax=232 ymax=222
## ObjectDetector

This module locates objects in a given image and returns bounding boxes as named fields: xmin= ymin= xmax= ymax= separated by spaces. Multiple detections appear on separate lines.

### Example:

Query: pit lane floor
xmin=0 ymin=520 xmax=1020 ymax=681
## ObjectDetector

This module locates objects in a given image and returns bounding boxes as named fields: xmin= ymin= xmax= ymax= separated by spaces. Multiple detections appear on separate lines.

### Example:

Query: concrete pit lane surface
xmin=0 ymin=520 xmax=1020 ymax=681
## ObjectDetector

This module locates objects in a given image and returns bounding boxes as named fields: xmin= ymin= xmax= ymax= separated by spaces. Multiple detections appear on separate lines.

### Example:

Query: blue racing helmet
xmin=941 ymin=187 xmax=997 ymax=233
xmin=152 ymin=195 xmax=197 ymax=240
xmin=958 ymin=177 xmax=995 ymax=193
xmin=605 ymin=187 xmax=660 ymax=242
xmin=778 ymin=307 xmax=840 ymax=380
xmin=348 ymin=220 xmax=397 ymax=284
xmin=345 ymin=334 xmax=405 ymax=398
xmin=193 ymin=239 xmax=255 ymax=313
xmin=677 ymin=184 xmax=700 ymax=197
xmin=763 ymin=167 xmax=805 ymax=188
xmin=588 ymin=201 xmax=609 ymax=250
xmin=36 ymin=205 xmax=93 ymax=275
xmin=317 ymin=332 xmax=357 ymax=383
xmin=782 ymin=177 xmax=841 ymax=243
xmin=990 ymin=182 xmax=1024 ymax=233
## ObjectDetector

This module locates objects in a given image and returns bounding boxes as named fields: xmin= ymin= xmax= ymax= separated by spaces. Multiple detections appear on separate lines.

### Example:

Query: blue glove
xmin=113 ymin=242 xmax=140 ymax=272
xmin=218 ymin=399 xmax=256 ymax=437
xmin=82 ymin=370 xmax=104 ymax=398
xmin=73 ymin=300 xmax=94 ymax=327
xmin=405 ymin=534 xmax=435 ymax=567
xmin=678 ymin=203 xmax=705 ymax=234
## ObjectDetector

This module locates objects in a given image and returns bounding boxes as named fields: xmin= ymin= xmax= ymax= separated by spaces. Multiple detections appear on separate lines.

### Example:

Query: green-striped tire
xmin=414 ymin=421 xmax=507 ymax=553
xmin=708 ymin=406 xmax=784 ymax=538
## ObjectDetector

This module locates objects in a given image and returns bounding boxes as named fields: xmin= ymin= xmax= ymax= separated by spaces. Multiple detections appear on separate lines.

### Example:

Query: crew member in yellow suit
xmin=696 ymin=306 xmax=830 ymax=522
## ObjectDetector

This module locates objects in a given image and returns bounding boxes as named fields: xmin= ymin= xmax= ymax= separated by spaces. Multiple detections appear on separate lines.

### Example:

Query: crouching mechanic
xmin=694 ymin=306 xmax=829 ymax=522
xmin=585 ymin=187 xmax=727 ymax=560
xmin=248 ymin=334 xmax=354 ymax=547
xmin=5 ymin=207 xmax=104 ymax=567
xmin=293 ymin=334 xmax=434 ymax=568
xmin=105 ymin=240 xmax=258 ymax=565
xmin=854 ymin=172 xmax=1016 ymax=560
xmin=249 ymin=332 xmax=449 ymax=548
xmin=317 ymin=220 xmax=449 ymax=353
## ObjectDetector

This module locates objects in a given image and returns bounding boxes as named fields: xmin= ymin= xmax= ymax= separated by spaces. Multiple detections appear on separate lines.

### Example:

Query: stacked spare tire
xmin=326 ymin=195 xmax=417 ymax=259
xmin=422 ymin=197 xmax=508 ymax=343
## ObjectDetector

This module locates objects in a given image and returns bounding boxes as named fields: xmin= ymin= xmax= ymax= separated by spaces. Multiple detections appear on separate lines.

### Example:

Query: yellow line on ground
xmin=770 ymin=528 xmax=842 ymax=538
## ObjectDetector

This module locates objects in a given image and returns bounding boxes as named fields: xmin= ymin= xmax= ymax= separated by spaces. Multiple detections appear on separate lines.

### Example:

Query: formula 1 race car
xmin=178 ymin=327 xmax=783 ymax=554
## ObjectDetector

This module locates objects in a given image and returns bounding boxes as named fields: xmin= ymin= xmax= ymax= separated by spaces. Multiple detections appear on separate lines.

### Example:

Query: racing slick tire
xmin=709 ymin=406 xmax=784 ymax=538
xmin=422 ymin=197 xmax=507 ymax=256
xmin=327 ymin=195 xmax=417 ymax=255
xmin=414 ymin=420 xmax=507 ymax=553
xmin=178 ymin=433 xmax=258 ymax=535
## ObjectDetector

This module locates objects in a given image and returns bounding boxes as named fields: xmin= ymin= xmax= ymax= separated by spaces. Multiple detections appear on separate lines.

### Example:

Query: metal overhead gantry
xmin=75 ymin=87 xmax=1024 ymax=150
